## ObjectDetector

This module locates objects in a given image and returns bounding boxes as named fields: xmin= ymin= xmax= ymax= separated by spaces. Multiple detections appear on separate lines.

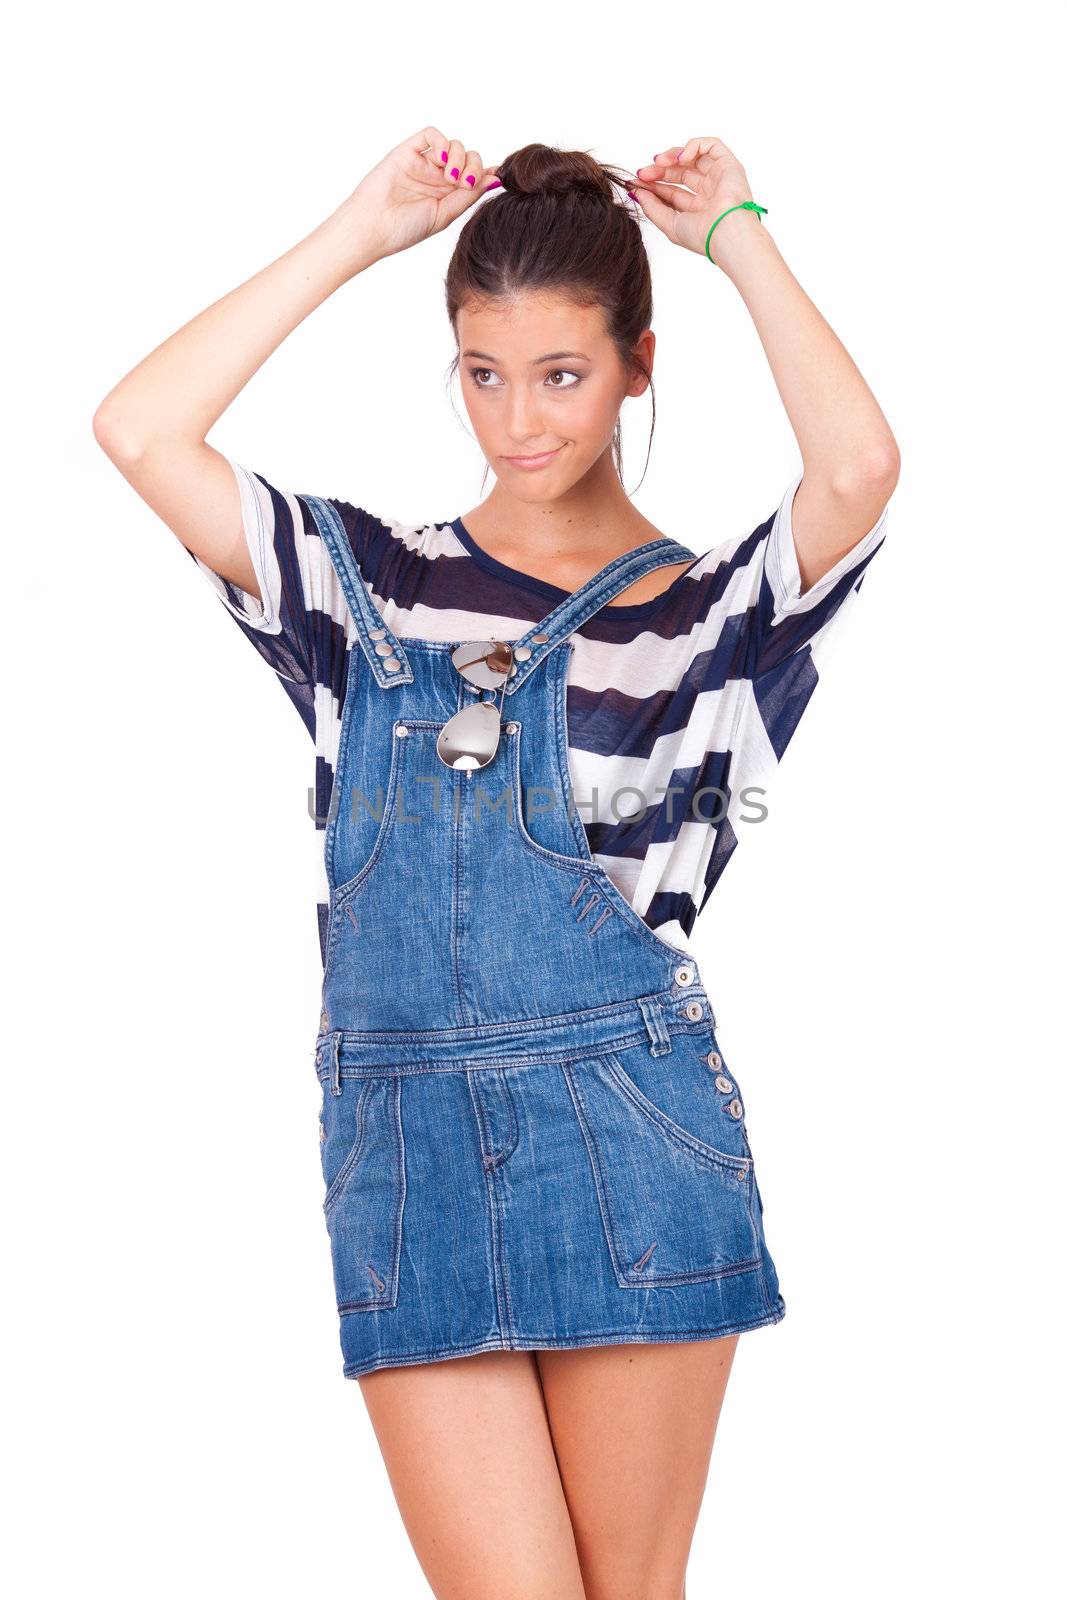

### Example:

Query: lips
xmin=502 ymin=446 xmax=563 ymax=469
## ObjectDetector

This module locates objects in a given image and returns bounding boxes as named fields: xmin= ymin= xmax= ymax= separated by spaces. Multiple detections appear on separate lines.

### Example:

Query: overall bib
xmin=304 ymin=497 xmax=786 ymax=1379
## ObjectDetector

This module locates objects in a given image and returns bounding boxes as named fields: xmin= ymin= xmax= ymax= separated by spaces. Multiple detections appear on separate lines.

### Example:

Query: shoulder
xmin=291 ymin=496 xmax=466 ymax=576
xmin=288 ymin=496 xmax=484 ymax=636
xmin=640 ymin=514 xmax=776 ymax=638
xmin=687 ymin=509 xmax=780 ymax=603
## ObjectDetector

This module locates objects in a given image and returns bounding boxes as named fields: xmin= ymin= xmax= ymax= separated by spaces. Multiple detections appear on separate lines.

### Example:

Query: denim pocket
xmin=562 ymin=1044 xmax=762 ymax=1288
xmin=320 ymin=720 xmax=409 ymax=991
xmin=318 ymin=1075 xmax=406 ymax=1314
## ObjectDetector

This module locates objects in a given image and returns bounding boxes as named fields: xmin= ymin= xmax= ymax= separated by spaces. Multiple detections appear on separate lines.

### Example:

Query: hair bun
xmin=496 ymin=142 xmax=625 ymax=204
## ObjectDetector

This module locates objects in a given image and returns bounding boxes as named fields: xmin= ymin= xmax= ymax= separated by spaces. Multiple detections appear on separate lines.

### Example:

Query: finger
xmin=639 ymin=161 xmax=717 ymax=191
xmin=630 ymin=183 xmax=679 ymax=241
xmin=643 ymin=138 xmax=731 ymax=184
xmin=635 ymin=161 xmax=694 ymax=187
xmin=632 ymin=177 xmax=704 ymax=213
xmin=636 ymin=150 xmax=698 ymax=187
xmin=435 ymin=157 xmax=501 ymax=224
xmin=689 ymin=138 xmax=739 ymax=186
xmin=457 ymin=147 xmax=484 ymax=192
xmin=441 ymin=137 xmax=468 ymax=185
xmin=673 ymin=137 xmax=732 ymax=162
xmin=410 ymin=127 xmax=454 ymax=175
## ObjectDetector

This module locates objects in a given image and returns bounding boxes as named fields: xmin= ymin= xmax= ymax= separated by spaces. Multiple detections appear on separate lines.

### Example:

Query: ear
xmin=628 ymin=328 xmax=656 ymax=398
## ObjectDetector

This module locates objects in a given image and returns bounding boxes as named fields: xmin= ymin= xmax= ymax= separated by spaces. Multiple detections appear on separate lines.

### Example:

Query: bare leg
xmin=358 ymin=1349 xmax=587 ymax=1600
xmin=535 ymin=1334 xmax=741 ymax=1600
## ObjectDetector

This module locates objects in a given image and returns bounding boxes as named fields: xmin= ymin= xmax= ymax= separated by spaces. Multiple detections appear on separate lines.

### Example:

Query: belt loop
xmin=330 ymin=1031 xmax=341 ymax=1096
xmin=637 ymin=995 xmax=672 ymax=1057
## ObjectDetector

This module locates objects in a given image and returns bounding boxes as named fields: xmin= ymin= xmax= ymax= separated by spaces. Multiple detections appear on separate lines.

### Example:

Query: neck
xmin=461 ymin=453 xmax=661 ymax=581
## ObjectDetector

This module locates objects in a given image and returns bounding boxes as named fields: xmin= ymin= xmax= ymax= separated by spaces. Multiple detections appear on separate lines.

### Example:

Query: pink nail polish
xmin=450 ymin=166 xmax=459 ymax=178
xmin=441 ymin=150 xmax=448 ymax=161
xmin=486 ymin=179 xmax=502 ymax=190
xmin=466 ymin=173 xmax=475 ymax=185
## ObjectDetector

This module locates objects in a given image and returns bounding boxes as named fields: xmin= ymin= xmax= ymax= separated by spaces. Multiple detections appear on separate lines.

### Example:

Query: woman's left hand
xmin=632 ymin=137 xmax=759 ymax=259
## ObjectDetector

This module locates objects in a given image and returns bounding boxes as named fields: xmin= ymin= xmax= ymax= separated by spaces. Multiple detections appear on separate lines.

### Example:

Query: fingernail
xmin=450 ymin=166 xmax=459 ymax=179
xmin=441 ymin=150 xmax=448 ymax=162
xmin=466 ymin=174 xmax=476 ymax=185
xmin=486 ymin=179 xmax=502 ymax=190
xmin=626 ymin=189 xmax=636 ymax=199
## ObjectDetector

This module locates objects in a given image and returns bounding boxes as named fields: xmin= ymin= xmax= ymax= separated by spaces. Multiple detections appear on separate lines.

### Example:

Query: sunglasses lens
xmin=451 ymin=639 xmax=514 ymax=690
xmin=436 ymin=700 xmax=502 ymax=769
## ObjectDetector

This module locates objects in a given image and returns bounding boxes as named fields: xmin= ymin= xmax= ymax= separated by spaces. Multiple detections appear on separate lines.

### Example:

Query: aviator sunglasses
xmin=436 ymin=633 xmax=549 ymax=770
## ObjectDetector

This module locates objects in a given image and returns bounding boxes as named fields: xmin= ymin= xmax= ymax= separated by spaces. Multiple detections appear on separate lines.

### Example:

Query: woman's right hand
xmin=92 ymin=128 xmax=501 ymax=600
xmin=336 ymin=127 xmax=500 ymax=263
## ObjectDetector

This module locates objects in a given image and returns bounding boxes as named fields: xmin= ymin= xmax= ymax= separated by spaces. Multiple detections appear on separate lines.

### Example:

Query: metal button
xmin=505 ymin=722 xmax=519 ymax=733
xmin=513 ymin=646 xmax=532 ymax=660
xmin=726 ymin=1097 xmax=744 ymax=1119
xmin=705 ymin=1050 xmax=722 ymax=1070
xmin=532 ymin=632 xmax=550 ymax=643
xmin=674 ymin=964 xmax=696 ymax=987
xmin=736 ymin=1166 xmax=747 ymax=1181
xmin=395 ymin=724 xmax=409 ymax=736
xmin=369 ymin=627 xmax=386 ymax=639
xmin=684 ymin=1001 xmax=703 ymax=1021
xmin=374 ymin=639 xmax=394 ymax=655
xmin=383 ymin=657 xmax=403 ymax=672
xmin=714 ymin=1074 xmax=734 ymax=1094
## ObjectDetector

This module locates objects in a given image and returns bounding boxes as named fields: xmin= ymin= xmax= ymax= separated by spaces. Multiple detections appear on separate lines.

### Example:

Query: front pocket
xmin=330 ymin=719 xmax=409 ymax=910
xmin=562 ymin=1048 xmax=762 ymax=1288
xmin=320 ymin=720 xmax=410 ymax=990
xmin=319 ymin=1075 xmax=406 ymax=1314
xmin=507 ymin=721 xmax=692 ymax=970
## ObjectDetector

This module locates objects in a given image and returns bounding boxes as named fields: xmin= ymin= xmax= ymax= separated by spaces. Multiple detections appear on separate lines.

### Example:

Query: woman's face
xmin=456 ymin=292 xmax=653 ymax=499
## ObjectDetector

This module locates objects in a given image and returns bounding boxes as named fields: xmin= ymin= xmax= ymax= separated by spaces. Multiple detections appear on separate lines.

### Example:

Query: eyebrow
xmin=461 ymin=349 xmax=592 ymax=364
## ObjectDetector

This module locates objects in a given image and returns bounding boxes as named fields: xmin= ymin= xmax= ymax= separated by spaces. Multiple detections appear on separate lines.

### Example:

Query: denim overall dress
xmin=304 ymin=497 xmax=786 ymax=1379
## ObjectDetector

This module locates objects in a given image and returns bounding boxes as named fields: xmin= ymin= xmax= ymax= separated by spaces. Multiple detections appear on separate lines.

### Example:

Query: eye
xmin=468 ymin=367 xmax=501 ymax=387
xmin=546 ymin=370 xmax=581 ymax=389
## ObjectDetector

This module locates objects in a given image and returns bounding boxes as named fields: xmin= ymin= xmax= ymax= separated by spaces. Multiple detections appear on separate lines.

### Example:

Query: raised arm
xmin=92 ymin=129 xmax=500 ymax=600
xmin=634 ymin=137 xmax=901 ymax=592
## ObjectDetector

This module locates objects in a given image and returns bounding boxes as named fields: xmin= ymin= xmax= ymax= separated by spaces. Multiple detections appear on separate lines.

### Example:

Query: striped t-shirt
xmin=190 ymin=457 xmax=889 ymax=960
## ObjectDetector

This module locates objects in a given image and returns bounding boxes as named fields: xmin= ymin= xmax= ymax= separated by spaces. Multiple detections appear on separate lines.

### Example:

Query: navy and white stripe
xmin=190 ymin=457 xmax=889 ymax=959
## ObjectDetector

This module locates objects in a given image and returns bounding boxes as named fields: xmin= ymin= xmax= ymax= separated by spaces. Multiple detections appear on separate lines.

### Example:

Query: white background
xmin=5 ymin=2 xmax=1063 ymax=1594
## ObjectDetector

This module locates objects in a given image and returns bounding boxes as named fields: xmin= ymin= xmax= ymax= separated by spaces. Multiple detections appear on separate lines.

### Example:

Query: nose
xmin=502 ymin=391 xmax=549 ymax=446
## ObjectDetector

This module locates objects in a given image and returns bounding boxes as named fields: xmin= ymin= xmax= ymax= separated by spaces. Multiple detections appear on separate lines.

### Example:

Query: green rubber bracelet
xmin=705 ymin=201 xmax=768 ymax=265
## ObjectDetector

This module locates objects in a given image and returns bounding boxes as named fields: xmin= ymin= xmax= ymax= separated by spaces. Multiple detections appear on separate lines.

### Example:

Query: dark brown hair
xmin=444 ymin=142 xmax=655 ymax=496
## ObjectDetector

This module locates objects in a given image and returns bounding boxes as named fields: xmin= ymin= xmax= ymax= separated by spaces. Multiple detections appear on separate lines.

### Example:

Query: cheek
xmin=463 ymin=398 xmax=498 ymax=447
xmin=563 ymin=387 xmax=618 ymax=445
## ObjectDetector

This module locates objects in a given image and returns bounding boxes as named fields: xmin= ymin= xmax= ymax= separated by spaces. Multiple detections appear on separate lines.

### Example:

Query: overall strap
xmin=302 ymin=495 xmax=414 ymax=688
xmin=503 ymin=537 xmax=696 ymax=697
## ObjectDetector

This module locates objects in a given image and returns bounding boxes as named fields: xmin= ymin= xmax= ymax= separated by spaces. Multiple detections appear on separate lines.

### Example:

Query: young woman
xmin=94 ymin=130 xmax=898 ymax=1600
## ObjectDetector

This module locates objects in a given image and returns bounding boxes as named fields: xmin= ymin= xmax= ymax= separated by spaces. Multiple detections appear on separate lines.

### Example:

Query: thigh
xmin=535 ymin=1335 xmax=740 ymax=1600
xmin=358 ymin=1349 xmax=587 ymax=1600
